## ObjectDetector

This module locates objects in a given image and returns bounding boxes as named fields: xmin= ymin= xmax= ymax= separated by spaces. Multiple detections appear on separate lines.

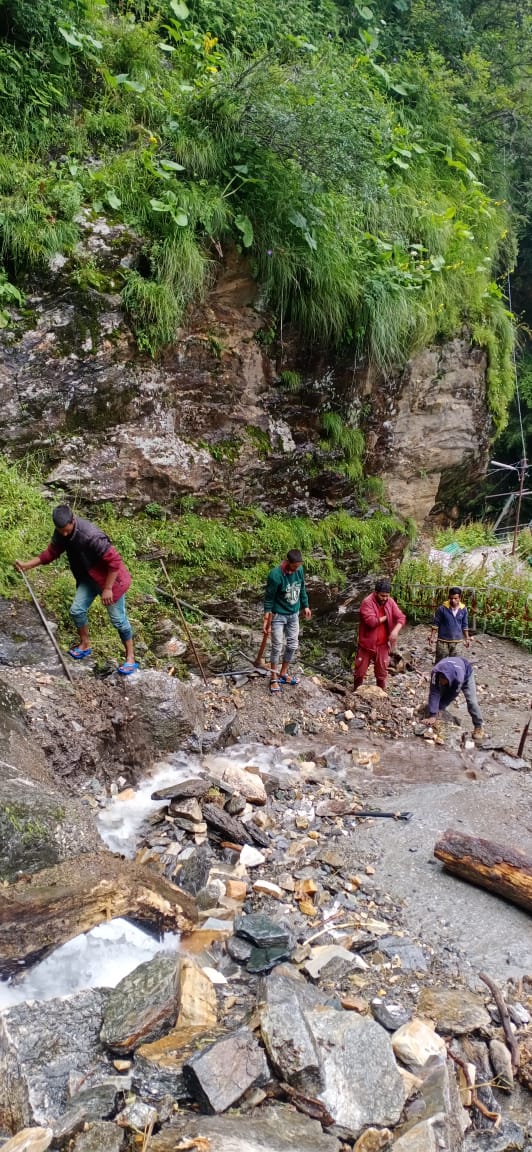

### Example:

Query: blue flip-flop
xmin=278 ymin=674 xmax=299 ymax=686
xmin=68 ymin=647 xmax=93 ymax=660
xmin=117 ymin=661 xmax=139 ymax=676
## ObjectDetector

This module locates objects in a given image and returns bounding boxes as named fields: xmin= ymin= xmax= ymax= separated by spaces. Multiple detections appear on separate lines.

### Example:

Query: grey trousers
xmin=462 ymin=672 xmax=483 ymax=728
xmin=435 ymin=639 xmax=460 ymax=663
xmin=270 ymin=612 xmax=299 ymax=667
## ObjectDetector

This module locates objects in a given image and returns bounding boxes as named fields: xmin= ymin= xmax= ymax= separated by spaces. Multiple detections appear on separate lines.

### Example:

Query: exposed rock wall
xmin=0 ymin=230 xmax=491 ymax=524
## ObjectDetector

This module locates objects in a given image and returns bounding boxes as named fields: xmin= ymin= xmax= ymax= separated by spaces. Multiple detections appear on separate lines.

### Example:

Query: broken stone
xmin=303 ymin=945 xmax=368 ymax=982
xmin=132 ymin=1025 xmax=220 ymax=1101
xmin=145 ymin=1105 xmax=342 ymax=1151
xmin=353 ymin=1129 xmax=392 ymax=1152
xmin=235 ymin=913 xmax=290 ymax=949
xmin=372 ymin=999 xmax=412 ymax=1032
xmin=378 ymin=936 xmax=427 ymax=972
xmin=176 ymin=958 xmax=218 ymax=1029
xmin=152 ymin=778 xmax=209 ymax=802
xmin=259 ymin=966 xmax=328 ymax=1094
xmin=116 ymin=1099 xmax=158 ymax=1130
xmin=100 ymin=956 xmax=180 ymax=1054
xmin=464 ymin=1121 xmax=525 ymax=1151
xmin=169 ymin=797 xmax=203 ymax=822
xmin=183 ymin=1027 xmax=270 ymax=1113
xmin=240 ymin=844 xmax=266 ymax=867
xmin=201 ymin=966 xmax=228 ymax=985
xmin=226 ymin=935 xmax=253 ymax=964
xmin=392 ymin=1019 xmax=447 ymax=1068
xmin=246 ymin=943 xmax=292 ymax=973
xmin=253 ymin=879 xmax=284 ymax=899
xmin=417 ymin=988 xmax=491 ymax=1035
xmin=177 ymin=844 xmax=213 ymax=894
xmin=203 ymin=757 xmax=267 ymax=805
xmin=392 ymin=1120 xmax=437 ymax=1151
xmin=0 ymin=989 xmax=110 ymax=1128
xmin=225 ymin=878 xmax=247 ymax=900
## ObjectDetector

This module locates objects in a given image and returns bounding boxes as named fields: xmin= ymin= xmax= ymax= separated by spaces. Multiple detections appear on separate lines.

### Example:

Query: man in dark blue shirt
xmin=429 ymin=587 xmax=470 ymax=663
xmin=426 ymin=656 xmax=483 ymax=740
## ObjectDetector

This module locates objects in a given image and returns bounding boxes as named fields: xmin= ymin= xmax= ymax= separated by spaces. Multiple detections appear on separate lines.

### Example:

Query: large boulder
xmin=119 ymin=671 xmax=204 ymax=753
xmin=100 ymin=956 xmax=181 ymax=1054
xmin=147 ymin=1108 xmax=343 ymax=1152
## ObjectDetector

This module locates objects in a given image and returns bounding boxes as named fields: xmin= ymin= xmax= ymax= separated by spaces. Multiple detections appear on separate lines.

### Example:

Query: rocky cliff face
xmin=0 ymin=223 xmax=490 ymax=524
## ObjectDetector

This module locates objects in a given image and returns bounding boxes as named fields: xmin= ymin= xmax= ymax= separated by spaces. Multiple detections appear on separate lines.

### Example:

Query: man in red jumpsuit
xmin=353 ymin=577 xmax=406 ymax=691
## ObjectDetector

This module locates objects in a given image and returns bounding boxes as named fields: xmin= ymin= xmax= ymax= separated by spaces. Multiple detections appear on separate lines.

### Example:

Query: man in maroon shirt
xmin=15 ymin=505 xmax=138 ymax=675
xmin=353 ymin=577 xmax=406 ymax=691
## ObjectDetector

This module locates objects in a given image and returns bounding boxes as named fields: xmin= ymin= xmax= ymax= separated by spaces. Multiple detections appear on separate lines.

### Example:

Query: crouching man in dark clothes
xmin=15 ymin=505 xmax=138 ymax=675
xmin=426 ymin=656 xmax=484 ymax=740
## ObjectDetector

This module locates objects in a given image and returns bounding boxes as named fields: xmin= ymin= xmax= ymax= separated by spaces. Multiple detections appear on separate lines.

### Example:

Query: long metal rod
xmin=17 ymin=569 xmax=74 ymax=684
xmin=159 ymin=558 xmax=208 ymax=687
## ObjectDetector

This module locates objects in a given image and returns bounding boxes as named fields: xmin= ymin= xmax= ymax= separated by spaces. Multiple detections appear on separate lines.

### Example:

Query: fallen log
xmin=0 ymin=851 xmax=197 ymax=977
xmin=434 ymin=829 xmax=532 ymax=915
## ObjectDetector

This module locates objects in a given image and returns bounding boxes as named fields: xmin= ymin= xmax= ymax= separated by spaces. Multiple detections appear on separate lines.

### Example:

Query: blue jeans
xmin=270 ymin=612 xmax=299 ymax=667
xmin=70 ymin=581 xmax=133 ymax=643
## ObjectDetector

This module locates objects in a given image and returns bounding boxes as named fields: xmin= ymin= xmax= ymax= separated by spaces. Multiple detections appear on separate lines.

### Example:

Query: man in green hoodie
xmin=263 ymin=549 xmax=311 ymax=694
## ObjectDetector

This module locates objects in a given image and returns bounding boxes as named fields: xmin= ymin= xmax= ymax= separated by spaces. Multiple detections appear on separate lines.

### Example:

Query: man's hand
xmin=263 ymin=612 xmax=272 ymax=635
xmin=464 ymin=637 xmax=471 ymax=648
xmin=102 ymin=588 xmax=114 ymax=606
xmin=428 ymin=633 xmax=434 ymax=646
xmin=303 ymin=607 xmax=312 ymax=621
xmin=14 ymin=560 xmax=31 ymax=572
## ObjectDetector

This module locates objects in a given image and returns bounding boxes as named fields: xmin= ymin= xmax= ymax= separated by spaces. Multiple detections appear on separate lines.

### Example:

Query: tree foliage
xmin=0 ymin=0 xmax=529 ymax=428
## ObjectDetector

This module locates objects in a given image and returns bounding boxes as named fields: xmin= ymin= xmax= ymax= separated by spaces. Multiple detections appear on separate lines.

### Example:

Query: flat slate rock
xmin=202 ymin=803 xmax=270 ymax=848
xmin=235 ymin=914 xmax=290 ymax=948
xmin=417 ymin=987 xmax=491 ymax=1035
xmin=260 ymin=966 xmax=326 ymax=1093
xmin=146 ymin=1106 xmax=342 ymax=1151
xmin=371 ymin=999 xmax=411 ymax=1031
xmin=226 ymin=935 xmax=253 ymax=964
xmin=183 ymin=1027 xmax=270 ymax=1113
xmin=246 ymin=943 xmax=292 ymax=973
xmin=100 ymin=955 xmax=180 ymax=1053
xmin=378 ymin=936 xmax=428 ymax=972
xmin=151 ymin=778 xmax=209 ymax=801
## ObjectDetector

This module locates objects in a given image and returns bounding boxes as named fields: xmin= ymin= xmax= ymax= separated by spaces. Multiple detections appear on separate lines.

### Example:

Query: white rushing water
xmin=0 ymin=918 xmax=179 ymax=1009
xmin=0 ymin=743 xmax=296 ymax=1009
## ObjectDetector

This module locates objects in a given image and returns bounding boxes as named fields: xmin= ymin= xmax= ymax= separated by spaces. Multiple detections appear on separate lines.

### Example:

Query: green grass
xmin=0 ymin=455 xmax=404 ymax=660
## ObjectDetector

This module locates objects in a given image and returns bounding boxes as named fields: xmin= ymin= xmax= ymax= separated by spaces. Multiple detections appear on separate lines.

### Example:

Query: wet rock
xmin=417 ymin=1057 xmax=470 ymax=1149
xmin=72 ymin=1121 xmax=125 ymax=1152
xmin=168 ymin=797 xmax=203 ymax=823
xmin=132 ymin=1025 xmax=220 ymax=1101
xmin=464 ymin=1122 xmax=525 ymax=1151
xmin=0 ymin=989 xmax=110 ymax=1128
xmin=151 ymin=778 xmax=209 ymax=802
xmin=246 ymin=943 xmax=292 ymax=973
xmin=116 ymin=1099 xmax=158 ymax=1130
xmin=372 ymin=1000 xmax=412 ymax=1032
xmin=392 ymin=1020 xmax=447 ymax=1069
xmin=259 ymin=966 xmax=326 ymax=1092
xmin=304 ymin=1007 xmax=406 ymax=1136
xmin=0 ymin=1129 xmax=53 ymax=1152
xmin=177 ymin=844 xmax=213 ymax=895
xmin=226 ymin=935 xmax=253 ymax=964
xmin=235 ymin=914 xmax=290 ymax=948
xmin=183 ymin=1027 xmax=270 ymax=1113
xmin=203 ymin=756 xmax=267 ymax=805
xmin=146 ymin=1105 xmax=342 ymax=1151
xmin=100 ymin=956 xmax=180 ymax=1053
xmin=203 ymin=803 xmax=269 ymax=848
xmin=417 ymin=989 xmax=490 ymax=1035
xmin=122 ymin=672 xmax=203 ymax=753
xmin=52 ymin=1078 xmax=129 ymax=1145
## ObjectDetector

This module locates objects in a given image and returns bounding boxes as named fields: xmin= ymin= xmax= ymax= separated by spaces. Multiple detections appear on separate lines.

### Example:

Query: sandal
xmin=278 ymin=674 xmax=299 ymax=686
xmin=117 ymin=661 xmax=139 ymax=676
xmin=270 ymin=678 xmax=282 ymax=695
xmin=68 ymin=646 xmax=93 ymax=660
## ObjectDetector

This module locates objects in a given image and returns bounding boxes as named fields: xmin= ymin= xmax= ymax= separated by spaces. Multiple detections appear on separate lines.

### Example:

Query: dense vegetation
xmin=0 ymin=457 xmax=404 ymax=660
xmin=0 ymin=0 xmax=530 ymax=428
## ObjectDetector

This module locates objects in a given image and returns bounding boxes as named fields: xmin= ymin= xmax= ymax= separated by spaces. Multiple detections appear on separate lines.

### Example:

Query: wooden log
xmin=434 ymin=829 xmax=532 ymax=914
xmin=0 ymin=851 xmax=197 ymax=977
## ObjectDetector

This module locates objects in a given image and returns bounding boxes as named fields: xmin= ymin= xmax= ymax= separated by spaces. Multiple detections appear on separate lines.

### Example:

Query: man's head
xmin=374 ymin=577 xmax=391 ymax=605
xmin=436 ymin=673 xmax=450 ymax=688
xmin=286 ymin=548 xmax=303 ymax=573
xmin=52 ymin=505 xmax=75 ymax=538
xmin=448 ymin=586 xmax=462 ymax=606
